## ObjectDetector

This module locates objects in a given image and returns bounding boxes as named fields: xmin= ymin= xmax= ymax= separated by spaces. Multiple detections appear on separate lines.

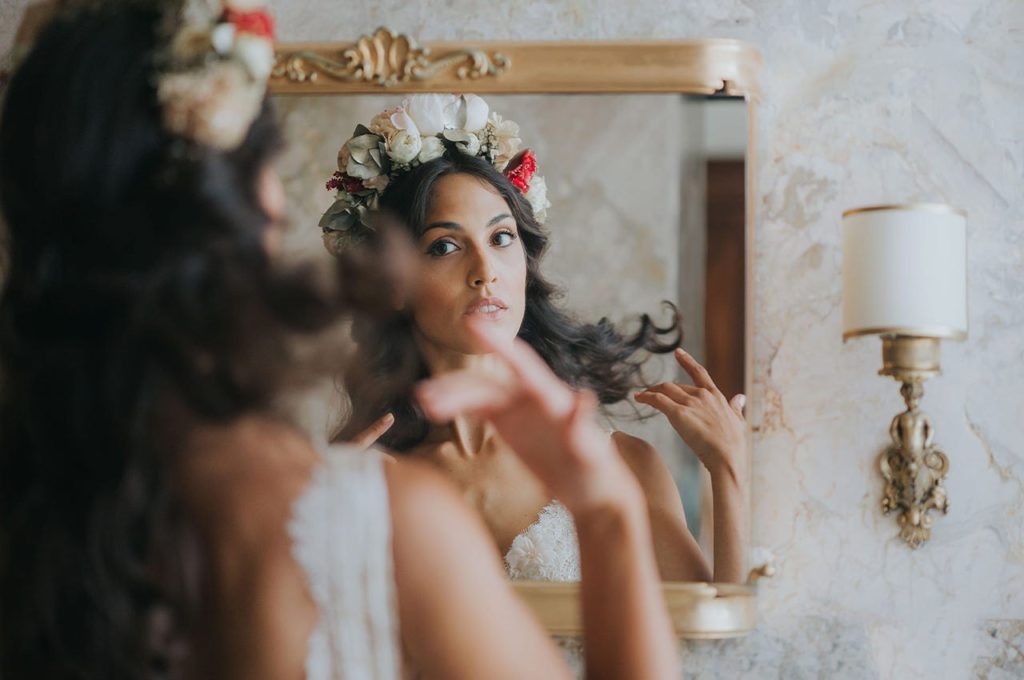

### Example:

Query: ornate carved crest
xmin=272 ymin=27 xmax=509 ymax=87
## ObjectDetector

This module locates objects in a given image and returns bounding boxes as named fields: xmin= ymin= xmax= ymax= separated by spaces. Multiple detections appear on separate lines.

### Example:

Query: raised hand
xmin=416 ymin=319 xmax=679 ymax=674
xmin=350 ymin=412 xmax=395 ymax=450
xmin=414 ymin=319 xmax=638 ymax=515
xmin=634 ymin=349 xmax=747 ymax=483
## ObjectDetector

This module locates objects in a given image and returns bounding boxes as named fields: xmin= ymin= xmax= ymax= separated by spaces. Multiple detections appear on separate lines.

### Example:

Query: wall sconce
xmin=842 ymin=204 xmax=967 ymax=548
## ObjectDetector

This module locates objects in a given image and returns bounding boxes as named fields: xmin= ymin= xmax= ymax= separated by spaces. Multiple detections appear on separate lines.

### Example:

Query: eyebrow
xmin=423 ymin=213 xmax=514 ymax=233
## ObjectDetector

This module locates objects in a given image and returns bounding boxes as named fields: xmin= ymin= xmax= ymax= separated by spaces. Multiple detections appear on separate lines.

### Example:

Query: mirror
xmin=274 ymin=92 xmax=746 ymax=552
xmin=269 ymin=34 xmax=760 ymax=638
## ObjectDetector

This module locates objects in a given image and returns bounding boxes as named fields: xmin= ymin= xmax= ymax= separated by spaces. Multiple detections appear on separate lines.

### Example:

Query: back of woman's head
xmin=0 ymin=3 xmax=347 ymax=677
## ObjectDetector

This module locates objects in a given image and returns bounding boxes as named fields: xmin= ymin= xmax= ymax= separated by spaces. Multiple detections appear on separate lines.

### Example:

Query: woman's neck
xmin=415 ymin=329 xmax=507 ymax=458
xmin=415 ymin=332 xmax=507 ymax=377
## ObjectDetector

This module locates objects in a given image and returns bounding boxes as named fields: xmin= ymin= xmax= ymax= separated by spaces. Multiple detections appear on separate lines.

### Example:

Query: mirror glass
xmin=273 ymin=93 xmax=747 ymax=573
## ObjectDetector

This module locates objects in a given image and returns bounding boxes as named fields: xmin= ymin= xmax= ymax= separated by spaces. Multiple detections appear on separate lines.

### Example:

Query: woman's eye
xmin=427 ymin=239 xmax=459 ymax=257
xmin=493 ymin=229 xmax=517 ymax=247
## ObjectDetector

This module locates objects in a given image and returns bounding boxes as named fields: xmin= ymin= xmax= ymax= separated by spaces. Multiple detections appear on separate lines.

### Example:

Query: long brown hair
xmin=0 ymin=4 xmax=377 ymax=677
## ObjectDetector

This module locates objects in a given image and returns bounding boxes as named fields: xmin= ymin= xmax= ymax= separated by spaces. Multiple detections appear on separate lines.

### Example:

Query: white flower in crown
xmin=321 ymin=94 xmax=552 ymax=251
xmin=442 ymin=130 xmax=481 ymax=156
xmin=486 ymin=112 xmax=522 ymax=169
xmin=404 ymin=93 xmax=489 ymax=135
xmin=234 ymin=34 xmax=274 ymax=80
xmin=525 ymin=175 xmax=550 ymax=222
xmin=389 ymin=130 xmax=423 ymax=164
xmin=417 ymin=136 xmax=445 ymax=163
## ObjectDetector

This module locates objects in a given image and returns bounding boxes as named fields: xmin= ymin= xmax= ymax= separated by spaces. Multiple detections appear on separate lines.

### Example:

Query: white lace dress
xmin=504 ymin=501 xmax=581 ymax=581
xmin=505 ymin=500 xmax=585 ymax=676
xmin=288 ymin=445 xmax=403 ymax=680
xmin=504 ymin=431 xmax=615 ymax=581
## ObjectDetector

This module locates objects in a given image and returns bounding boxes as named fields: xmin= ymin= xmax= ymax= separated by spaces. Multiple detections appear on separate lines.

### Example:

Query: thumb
xmin=730 ymin=393 xmax=746 ymax=416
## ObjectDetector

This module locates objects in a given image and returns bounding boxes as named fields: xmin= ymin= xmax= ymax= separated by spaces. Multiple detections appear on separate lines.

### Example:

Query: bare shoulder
xmin=176 ymin=416 xmax=319 ymax=679
xmin=382 ymin=457 xmax=571 ymax=679
xmin=178 ymin=415 xmax=321 ymax=550
xmin=383 ymin=456 xmax=476 ymax=538
xmin=611 ymin=431 xmax=685 ymax=513
xmin=383 ymin=454 xmax=506 ymax=590
xmin=612 ymin=431 xmax=673 ymax=488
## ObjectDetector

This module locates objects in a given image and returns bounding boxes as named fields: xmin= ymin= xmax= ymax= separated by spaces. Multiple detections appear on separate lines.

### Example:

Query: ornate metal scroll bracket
xmin=272 ymin=27 xmax=510 ymax=87
xmin=877 ymin=336 xmax=951 ymax=549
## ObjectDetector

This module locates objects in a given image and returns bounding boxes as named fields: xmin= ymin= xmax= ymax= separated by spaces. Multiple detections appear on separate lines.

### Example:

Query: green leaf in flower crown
xmin=319 ymin=207 xmax=358 ymax=233
xmin=345 ymin=131 xmax=389 ymax=180
xmin=321 ymin=196 xmax=354 ymax=217
xmin=347 ymin=134 xmax=380 ymax=164
xmin=323 ymin=225 xmax=370 ymax=256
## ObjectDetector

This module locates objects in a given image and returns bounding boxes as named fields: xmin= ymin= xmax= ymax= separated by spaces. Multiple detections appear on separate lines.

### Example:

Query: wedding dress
xmin=284 ymin=443 xmax=584 ymax=679
xmin=505 ymin=500 xmax=586 ymax=677
xmin=504 ymin=500 xmax=581 ymax=581
xmin=288 ymin=445 xmax=404 ymax=680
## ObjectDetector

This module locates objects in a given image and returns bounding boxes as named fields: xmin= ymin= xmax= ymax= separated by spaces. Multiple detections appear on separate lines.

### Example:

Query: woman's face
xmin=410 ymin=173 xmax=527 ymax=355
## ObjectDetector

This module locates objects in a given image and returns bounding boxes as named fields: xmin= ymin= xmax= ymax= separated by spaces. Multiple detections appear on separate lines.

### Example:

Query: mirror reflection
xmin=273 ymin=93 xmax=749 ymax=583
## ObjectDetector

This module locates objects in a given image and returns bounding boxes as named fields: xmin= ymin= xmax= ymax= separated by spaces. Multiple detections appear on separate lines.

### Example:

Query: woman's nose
xmin=468 ymin=249 xmax=498 ymax=288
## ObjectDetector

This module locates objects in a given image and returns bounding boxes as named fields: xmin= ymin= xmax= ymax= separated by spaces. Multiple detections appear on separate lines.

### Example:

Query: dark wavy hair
xmin=336 ymin=149 xmax=682 ymax=450
xmin=0 ymin=4 xmax=370 ymax=678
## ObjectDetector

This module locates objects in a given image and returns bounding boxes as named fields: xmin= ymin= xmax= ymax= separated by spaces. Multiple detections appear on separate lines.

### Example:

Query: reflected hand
xmin=635 ymin=349 xmax=747 ymax=483
xmin=414 ymin=320 xmax=639 ymax=515
xmin=350 ymin=412 xmax=395 ymax=450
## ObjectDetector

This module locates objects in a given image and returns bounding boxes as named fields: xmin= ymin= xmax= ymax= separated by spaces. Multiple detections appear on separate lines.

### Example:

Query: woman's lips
xmin=465 ymin=297 xmax=509 ymax=317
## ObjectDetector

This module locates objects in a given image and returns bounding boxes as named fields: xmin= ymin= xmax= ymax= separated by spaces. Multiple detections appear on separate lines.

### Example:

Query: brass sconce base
xmin=878 ymin=336 xmax=950 ymax=548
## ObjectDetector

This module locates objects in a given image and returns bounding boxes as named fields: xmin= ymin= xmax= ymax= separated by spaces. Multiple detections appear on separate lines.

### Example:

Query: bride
xmin=325 ymin=93 xmax=750 ymax=584
xmin=0 ymin=2 xmax=676 ymax=678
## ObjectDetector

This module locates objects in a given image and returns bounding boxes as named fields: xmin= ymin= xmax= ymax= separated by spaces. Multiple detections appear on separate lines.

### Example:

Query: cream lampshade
xmin=841 ymin=202 xmax=967 ymax=549
xmin=842 ymin=203 xmax=968 ymax=341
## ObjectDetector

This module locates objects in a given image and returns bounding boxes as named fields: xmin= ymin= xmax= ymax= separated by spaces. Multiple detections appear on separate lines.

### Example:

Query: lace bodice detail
xmin=288 ymin=445 xmax=402 ymax=680
xmin=504 ymin=501 xmax=581 ymax=582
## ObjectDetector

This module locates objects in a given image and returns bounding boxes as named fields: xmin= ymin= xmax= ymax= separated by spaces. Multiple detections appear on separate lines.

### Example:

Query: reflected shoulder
xmin=611 ymin=431 xmax=683 ymax=509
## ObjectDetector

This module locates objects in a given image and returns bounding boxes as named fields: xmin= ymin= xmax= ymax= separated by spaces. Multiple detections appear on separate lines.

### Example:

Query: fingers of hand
xmin=729 ymin=393 xmax=747 ymax=417
xmin=466 ymin=319 xmax=572 ymax=414
xmin=570 ymin=389 xmax=599 ymax=424
xmin=354 ymin=412 xmax=395 ymax=447
xmin=674 ymin=348 xmax=718 ymax=391
xmin=638 ymin=382 xmax=695 ymax=406
xmin=635 ymin=391 xmax=692 ymax=426
xmin=415 ymin=372 xmax=510 ymax=422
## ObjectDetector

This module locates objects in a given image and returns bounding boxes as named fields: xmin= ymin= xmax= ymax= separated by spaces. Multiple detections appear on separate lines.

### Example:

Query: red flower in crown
xmin=326 ymin=171 xmax=365 ymax=194
xmin=224 ymin=8 xmax=276 ymax=39
xmin=504 ymin=150 xmax=537 ymax=194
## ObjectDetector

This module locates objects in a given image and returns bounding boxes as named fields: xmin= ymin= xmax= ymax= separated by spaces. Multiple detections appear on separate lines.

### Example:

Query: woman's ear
xmin=258 ymin=165 xmax=286 ymax=255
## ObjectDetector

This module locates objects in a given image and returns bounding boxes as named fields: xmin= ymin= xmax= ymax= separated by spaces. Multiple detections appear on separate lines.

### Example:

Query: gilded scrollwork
xmin=271 ymin=27 xmax=509 ymax=87
xmin=879 ymin=381 xmax=950 ymax=548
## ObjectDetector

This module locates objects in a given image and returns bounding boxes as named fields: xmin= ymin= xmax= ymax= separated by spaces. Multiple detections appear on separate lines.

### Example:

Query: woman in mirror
xmin=328 ymin=94 xmax=750 ymax=585
xmin=0 ymin=3 xmax=677 ymax=678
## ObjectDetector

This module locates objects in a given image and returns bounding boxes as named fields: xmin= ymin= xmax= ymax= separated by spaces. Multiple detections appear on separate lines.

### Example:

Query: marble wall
xmin=3 ymin=1 xmax=1022 ymax=678
xmin=255 ymin=2 xmax=1023 ymax=678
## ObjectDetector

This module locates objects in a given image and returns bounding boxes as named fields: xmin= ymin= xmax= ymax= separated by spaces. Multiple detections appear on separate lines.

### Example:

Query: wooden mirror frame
xmin=270 ymin=30 xmax=764 ymax=639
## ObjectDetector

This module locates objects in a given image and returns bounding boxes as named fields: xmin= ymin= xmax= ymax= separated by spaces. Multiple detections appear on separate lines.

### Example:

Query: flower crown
xmin=157 ymin=0 xmax=276 ymax=150
xmin=320 ymin=94 xmax=551 ymax=254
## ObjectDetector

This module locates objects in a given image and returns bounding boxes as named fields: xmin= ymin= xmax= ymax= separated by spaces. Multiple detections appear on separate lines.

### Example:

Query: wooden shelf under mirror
xmin=514 ymin=581 xmax=757 ymax=639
